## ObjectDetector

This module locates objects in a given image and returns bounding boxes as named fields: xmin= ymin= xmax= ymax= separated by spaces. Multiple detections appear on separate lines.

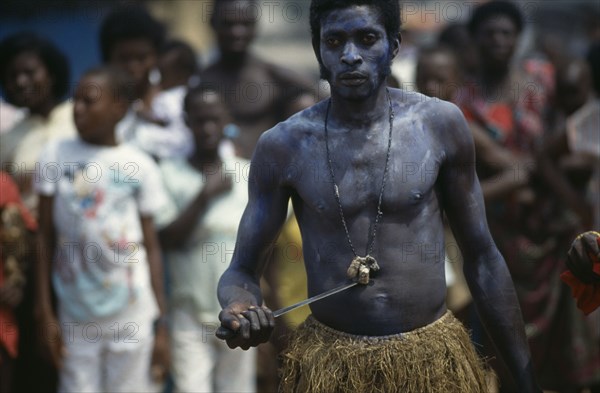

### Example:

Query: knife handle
xmin=216 ymin=326 xmax=236 ymax=340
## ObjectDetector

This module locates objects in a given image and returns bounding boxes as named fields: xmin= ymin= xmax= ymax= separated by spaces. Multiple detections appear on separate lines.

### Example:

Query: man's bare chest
xmin=287 ymin=133 xmax=444 ymax=221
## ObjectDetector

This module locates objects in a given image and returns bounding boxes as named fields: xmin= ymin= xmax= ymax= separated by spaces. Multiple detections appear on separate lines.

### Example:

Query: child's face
xmin=73 ymin=74 xmax=125 ymax=145
xmin=185 ymin=93 xmax=228 ymax=154
xmin=416 ymin=52 xmax=459 ymax=102
xmin=108 ymin=38 xmax=157 ymax=88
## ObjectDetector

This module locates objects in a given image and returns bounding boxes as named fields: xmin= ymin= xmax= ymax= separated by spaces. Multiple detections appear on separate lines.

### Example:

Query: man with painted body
xmin=217 ymin=1 xmax=540 ymax=391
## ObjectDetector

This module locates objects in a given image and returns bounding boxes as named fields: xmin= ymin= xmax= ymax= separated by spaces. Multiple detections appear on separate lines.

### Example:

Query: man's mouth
xmin=339 ymin=72 xmax=367 ymax=86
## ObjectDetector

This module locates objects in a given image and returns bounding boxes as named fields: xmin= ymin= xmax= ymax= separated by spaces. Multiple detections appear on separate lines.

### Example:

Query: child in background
xmin=35 ymin=66 xmax=170 ymax=392
xmin=157 ymin=39 xmax=199 ymax=92
xmin=156 ymin=84 xmax=255 ymax=392
xmin=100 ymin=5 xmax=193 ymax=160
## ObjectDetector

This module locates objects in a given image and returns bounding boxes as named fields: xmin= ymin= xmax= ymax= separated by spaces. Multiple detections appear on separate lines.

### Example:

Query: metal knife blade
xmin=215 ymin=280 xmax=358 ymax=339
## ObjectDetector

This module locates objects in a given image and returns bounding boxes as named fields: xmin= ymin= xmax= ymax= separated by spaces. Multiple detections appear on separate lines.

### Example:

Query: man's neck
xmin=219 ymin=51 xmax=251 ymax=70
xmin=329 ymin=84 xmax=389 ymax=128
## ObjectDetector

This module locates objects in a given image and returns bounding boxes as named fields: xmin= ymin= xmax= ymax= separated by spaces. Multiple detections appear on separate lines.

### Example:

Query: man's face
xmin=319 ymin=5 xmax=394 ymax=100
xmin=475 ymin=15 xmax=518 ymax=68
xmin=213 ymin=0 xmax=257 ymax=56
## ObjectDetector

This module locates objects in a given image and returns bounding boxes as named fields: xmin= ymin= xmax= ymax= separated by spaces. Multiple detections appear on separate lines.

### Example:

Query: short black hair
xmin=310 ymin=0 xmax=401 ymax=77
xmin=0 ymin=32 xmax=70 ymax=104
xmin=468 ymin=1 xmax=523 ymax=36
xmin=99 ymin=5 xmax=166 ymax=63
xmin=160 ymin=40 xmax=199 ymax=76
xmin=80 ymin=65 xmax=136 ymax=104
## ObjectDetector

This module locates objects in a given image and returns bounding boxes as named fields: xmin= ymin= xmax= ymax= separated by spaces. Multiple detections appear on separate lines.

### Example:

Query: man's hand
xmin=217 ymin=303 xmax=275 ymax=350
xmin=151 ymin=324 xmax=171 ymax=382
xmin=0 ymin=283 xmax=23 ymax=308
xmin=203 ymin=168 xmax=233 ymax=200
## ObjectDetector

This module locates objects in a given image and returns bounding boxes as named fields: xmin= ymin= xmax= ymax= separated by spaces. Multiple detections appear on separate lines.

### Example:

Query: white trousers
xmin=58 ymin=321 xmax=160 ymax=393
xmin=170 ymin=308 xmax=256 ymax=393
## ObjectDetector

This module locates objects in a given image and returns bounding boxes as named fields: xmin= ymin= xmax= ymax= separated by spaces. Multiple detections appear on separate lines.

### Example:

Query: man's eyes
xmin=361 ymin=34 xmax=377 ymax=45
xmin=324 ymin=33 xmax=379 ymax=47
xmin=326 ymin=37 xmax=341 ymax=47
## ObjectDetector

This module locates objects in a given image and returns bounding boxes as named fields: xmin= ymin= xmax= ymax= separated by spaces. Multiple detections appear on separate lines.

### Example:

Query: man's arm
xmin=217 ymin=131 xmax=291 ymax=349
xmin=140 ymin=215 xmax=170 ymax=382
xmin=35 ymin=195 xmax=63 ymax=369
xmin=436 ymin=102 xmax=541 ymax=392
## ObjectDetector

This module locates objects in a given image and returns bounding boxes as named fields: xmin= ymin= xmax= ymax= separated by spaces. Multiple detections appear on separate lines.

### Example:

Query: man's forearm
xmin=465 ymin=252 xmax=540 ymax=392
xmin=35 ymin=233 xmax=55 ymax=318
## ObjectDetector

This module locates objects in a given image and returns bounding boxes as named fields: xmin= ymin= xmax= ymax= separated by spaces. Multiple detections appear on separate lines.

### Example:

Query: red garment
xmin=561 ymin=234 xmax=600 ymax=316
xmin=561 ymin=271 xmax=600 ymax=315
xmin=0 ymin=171 xmax=37 ymax=360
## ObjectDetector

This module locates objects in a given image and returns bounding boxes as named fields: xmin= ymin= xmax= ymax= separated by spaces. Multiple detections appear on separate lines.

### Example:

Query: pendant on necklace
xmin=346 ymin=255 xmax=380 ymax=285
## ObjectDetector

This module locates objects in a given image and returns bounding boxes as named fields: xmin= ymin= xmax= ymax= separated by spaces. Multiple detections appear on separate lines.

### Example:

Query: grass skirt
xmin=280 ymin=311 xmax=489 ymax=393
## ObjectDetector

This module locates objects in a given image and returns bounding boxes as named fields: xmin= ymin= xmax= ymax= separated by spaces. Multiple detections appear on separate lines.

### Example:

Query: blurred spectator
xmin=458 ymin=2 xmax=600 ymax=391
xmin=0 ymin=32 xmax=75 ymax=210
xmin=0 ymin=172 xmax=37 ymax=393
xmin=201 ymin=0 xmax=316 ymax=160
xmin=156 ymin=84 xmax=255 ymax=393
xmin=415 ymin=45 xmax=460 ymax=102
xmin=538 ymin=59 xmax=599 ymax=231
xmin=158 ymin=39 xmax=199 ymax=92
xmin=34 ymin=67 xmax=170 ymax=392
xmin=100 ymin=5 xmax=193 ymax=160
xmin=437 ymin=23 xmax=479 ymax=82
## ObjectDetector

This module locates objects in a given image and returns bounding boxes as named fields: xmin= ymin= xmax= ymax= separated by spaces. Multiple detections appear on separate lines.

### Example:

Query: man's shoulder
xmin=391 ymin=88 xmax=465 ymax=126
xmin=256 ymin=100 xmax=327 ymax=152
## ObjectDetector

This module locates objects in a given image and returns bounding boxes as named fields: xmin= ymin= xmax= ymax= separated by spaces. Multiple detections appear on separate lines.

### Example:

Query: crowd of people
xmin=0 ymin=1 xmax=599 ymax=392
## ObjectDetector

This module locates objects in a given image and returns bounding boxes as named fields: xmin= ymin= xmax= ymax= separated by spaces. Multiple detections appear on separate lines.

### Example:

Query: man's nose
xmin=341 ymin=42 xmax=362 ymax=66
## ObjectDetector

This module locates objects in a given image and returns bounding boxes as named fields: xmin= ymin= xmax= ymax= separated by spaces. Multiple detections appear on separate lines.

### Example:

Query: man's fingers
xmin=251 ymin=306 xmax=269 ymax=328
xmin=242 ymin=310 xmax=260 ymax=332
xmin=238 ymin=314 xmax=251 ymax=339
xmin=218 ymin=309 xmax=241 ymax=331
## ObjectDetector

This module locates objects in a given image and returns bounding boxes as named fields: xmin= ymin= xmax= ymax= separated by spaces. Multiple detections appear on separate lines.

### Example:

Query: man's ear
xmin=392 ymin=32 xmax=402 ymax=58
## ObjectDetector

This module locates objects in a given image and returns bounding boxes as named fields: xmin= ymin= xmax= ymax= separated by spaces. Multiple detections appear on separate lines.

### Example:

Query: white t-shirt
xmin=35 ymin=137 xmax=168 ymax=338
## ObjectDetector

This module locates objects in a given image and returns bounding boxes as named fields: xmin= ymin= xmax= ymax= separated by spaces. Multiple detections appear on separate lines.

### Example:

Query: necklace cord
xmin=324 ymin=88 xmax=394 ymax=258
